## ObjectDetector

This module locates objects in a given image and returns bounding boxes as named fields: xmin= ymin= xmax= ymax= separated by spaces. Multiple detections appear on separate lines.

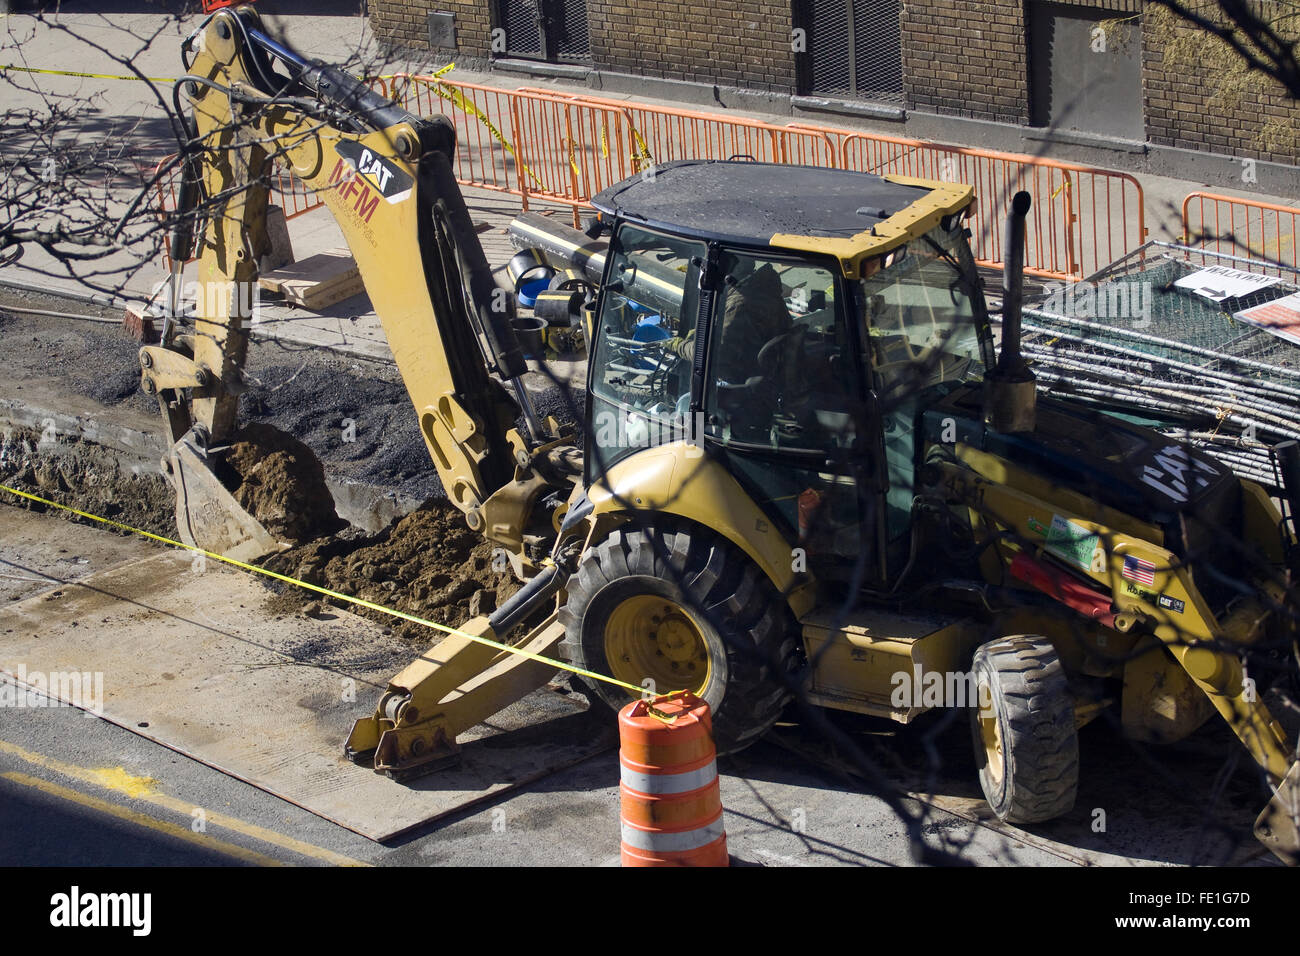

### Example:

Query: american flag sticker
xmin=1122 ymin=555 xmax=1157 ymax=585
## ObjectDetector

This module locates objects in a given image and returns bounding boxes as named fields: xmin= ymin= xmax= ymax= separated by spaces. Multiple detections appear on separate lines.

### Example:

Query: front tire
xmin=558 ymin=526 xmax=799 ymax=753
xmin=970 ymin=635 xmax=1079 ymax=824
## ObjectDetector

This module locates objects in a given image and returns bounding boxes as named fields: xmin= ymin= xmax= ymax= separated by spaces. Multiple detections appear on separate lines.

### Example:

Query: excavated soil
xmin=224 ymin=422 xmax=347 ymax=543
xmin=262 ymin=502 xmax=521 ymax=642
xmin=1 ymin=295 xmax=571 ymax=642
xmin=0 ymin=426 xmax=175 ymax=537
xmin=0 ymin=299 xmax=586 ymax=503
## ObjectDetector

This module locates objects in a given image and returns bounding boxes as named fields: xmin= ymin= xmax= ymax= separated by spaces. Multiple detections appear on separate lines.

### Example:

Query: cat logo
xmin=333 ymin=140 xmax=414 ymax=205
xmin=356 ymin=148 xmax=392 ymax=193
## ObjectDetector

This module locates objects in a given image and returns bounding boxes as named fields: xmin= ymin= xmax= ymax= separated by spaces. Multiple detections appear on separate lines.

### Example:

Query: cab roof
xmin=590 ymin=160 xmax=975 ymax=278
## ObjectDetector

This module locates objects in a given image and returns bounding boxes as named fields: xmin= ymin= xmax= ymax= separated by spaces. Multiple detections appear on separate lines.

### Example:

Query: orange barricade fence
xmin=503 ymin=88 xmax=634 ymax=219
xmin=152 ymin=73 xmax=1147 ymax=281
xmin=519 ymin=88 xmax=839 ymax=170
xmin=381 ymin=73 xmax=527 ymax=199
xmin=835 ymin=131 xmax=1077 ymax=277
xmin=513 ymin=87 xmax=1143 ymax=280
xmin=1181 ymin=191 xmax=1300 ymax=274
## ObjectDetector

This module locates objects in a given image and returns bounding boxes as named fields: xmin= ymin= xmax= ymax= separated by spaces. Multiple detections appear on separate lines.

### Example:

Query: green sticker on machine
xmin=1045 ymin=514 xmax=1103 ymax=572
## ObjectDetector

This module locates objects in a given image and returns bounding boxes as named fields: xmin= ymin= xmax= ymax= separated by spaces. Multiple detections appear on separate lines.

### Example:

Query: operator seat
xmin=714 ymin=326 xmax=805 ymax=441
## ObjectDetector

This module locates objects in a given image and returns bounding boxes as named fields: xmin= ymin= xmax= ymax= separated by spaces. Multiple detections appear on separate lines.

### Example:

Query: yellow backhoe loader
xmin=145 ymin=7 xmax=1300 ymax=861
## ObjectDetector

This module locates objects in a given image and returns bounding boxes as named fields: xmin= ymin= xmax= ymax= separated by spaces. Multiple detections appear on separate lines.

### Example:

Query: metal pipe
xmin=1035 ymin=370 xmax=1300 ymax=441
xmin=1022 ymin=320 xmax=1300 ymax=402
xmin=508 ymin=212 xmax=608 ymax=286
xmin=1276 ymin=440 xmax=1300 ymax=548
xmin=1021 ymin=345 xmax=1300 ymax=425
xmin=1024 ymin=308 xmax=1300 ymax=386
xmin=984 ymin=191 xmax=1036 ymax=433
xmin=511 ymin=378 xmax=545 ymax=443
xmin=488 ymin=562 xmax=562 ymax=634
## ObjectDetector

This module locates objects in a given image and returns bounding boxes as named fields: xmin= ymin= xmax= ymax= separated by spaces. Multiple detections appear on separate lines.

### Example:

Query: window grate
xmin=499 ymin=0 xmax=542 ymax=57
xmin=803 ymin=0 xmax=903 ymax=105
xmin=495 ymin=0 xmax=589 ymax=61
xmin=555 ymin=0 xmax=591 ymax=59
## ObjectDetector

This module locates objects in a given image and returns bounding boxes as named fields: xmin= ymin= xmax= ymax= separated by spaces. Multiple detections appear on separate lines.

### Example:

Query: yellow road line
xmin=1 ymin=771 xmax=285 ymax=867
xmin=0 ymin=738 xmax=370 ymax=867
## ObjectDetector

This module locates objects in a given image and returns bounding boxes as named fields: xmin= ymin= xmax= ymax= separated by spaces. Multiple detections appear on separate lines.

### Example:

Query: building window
xmin=1028 ymin=2 xmax=1144 ymax=140
xmin=494 ymin=0 xmax=590 ymax=62
xmin=796 ymin=0 xmax=903 ymax=105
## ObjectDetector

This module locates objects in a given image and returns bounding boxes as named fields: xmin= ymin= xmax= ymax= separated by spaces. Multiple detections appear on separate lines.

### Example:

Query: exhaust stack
xmin=985 ymin=191 xmax=1037 ymax=433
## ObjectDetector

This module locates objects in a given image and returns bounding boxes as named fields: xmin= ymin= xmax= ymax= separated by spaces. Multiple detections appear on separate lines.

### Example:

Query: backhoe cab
xmin=565 ymin=161 xmax=1299 ymax=861
xmin=151 ymin=9 xmax=1299 ymax=861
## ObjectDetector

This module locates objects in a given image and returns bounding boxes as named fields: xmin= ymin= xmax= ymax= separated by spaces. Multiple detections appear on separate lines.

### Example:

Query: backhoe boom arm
xmin=142 ymin=7 xmax=552 ymax=540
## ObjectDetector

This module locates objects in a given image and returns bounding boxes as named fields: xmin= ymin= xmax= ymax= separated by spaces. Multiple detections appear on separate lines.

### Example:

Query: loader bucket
xmin=1255 ymin=759 xmax=1300 ymax=865
xmin=169 ymin=433 xmax=285 ymax=562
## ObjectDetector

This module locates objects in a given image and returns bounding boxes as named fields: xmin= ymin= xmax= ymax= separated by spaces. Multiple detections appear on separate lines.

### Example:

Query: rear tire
xmin=970 ymin=635 xmax=1079 ymax=824
xmin=558 ymin=526 xmax=799 ymax=753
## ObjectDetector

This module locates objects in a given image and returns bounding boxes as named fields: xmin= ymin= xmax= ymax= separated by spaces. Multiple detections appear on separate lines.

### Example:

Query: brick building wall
xmin=367 ymin=0 xmax=1299 ymax=167
xmin=1142 ymin=6 xmax=1299 ymax=165
xmin=372 ymin=0 xmax=491 ymax=60
xmin=902 ymin=0 xmax=1028 ymax=125
xmin=587 ymin=0 xmax=795 ymax=93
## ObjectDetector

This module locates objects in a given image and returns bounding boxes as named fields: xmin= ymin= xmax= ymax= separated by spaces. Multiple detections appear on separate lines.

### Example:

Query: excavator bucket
xmin=168 ymin=433 xmax=284 ymax=563
xmin=1255 ymin=759 xmax=1300 ymax=865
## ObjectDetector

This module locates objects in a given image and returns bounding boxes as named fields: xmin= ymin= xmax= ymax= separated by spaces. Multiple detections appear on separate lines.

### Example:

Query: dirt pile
xmin=0 ymin=427 xmax=174 ymax=536
xmin=224 ymin=423 xmax=346 ymax=543
xmin=263 ymin=502 xmax=521 ymax=642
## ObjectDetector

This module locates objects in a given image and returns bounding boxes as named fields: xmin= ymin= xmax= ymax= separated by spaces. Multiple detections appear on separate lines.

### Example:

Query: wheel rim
xmin=604 ymin=594 xmax=711 ymax=696
xmin=977 ymin=681 xmax=1005 ymax=787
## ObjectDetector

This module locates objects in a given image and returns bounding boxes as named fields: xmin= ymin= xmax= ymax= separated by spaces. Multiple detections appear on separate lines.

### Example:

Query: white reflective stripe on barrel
xmin=621 ymin=816 xmax=725 ymax=853
xmin=620 ymin=758 xmax=717 ymax=795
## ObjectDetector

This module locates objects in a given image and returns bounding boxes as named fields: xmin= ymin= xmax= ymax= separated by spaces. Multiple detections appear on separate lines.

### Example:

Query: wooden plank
xmin=281 ymin=273 xmax=366 ymax=310
xmin=260 ymin=248 xmax=359 ymax=304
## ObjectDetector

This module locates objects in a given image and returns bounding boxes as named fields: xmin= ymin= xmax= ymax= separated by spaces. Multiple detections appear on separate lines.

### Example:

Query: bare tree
xmin=0 ymin=5 xmax=420 ymax=300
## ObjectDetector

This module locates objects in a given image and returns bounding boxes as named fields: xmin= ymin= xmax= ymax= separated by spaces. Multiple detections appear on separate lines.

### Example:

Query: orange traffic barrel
xmin=619 ymin=691 xmax=728 ymax=867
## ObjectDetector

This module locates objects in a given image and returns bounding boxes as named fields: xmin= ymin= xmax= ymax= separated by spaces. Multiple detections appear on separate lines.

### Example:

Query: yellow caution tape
xmin=0 ymin=64 xmax=177 ymax=83
xmin=5 ymin=60 xmax=555 ymax=194
xmin=397 ymin=66 xmax=546 ymax=190
xmin=642 ymin=690 xmax=701 ymax=723
xmin=0 ymin=483 xmax=647 ymax=695
xmin=627 ymin=120 xmax=653 ymax=171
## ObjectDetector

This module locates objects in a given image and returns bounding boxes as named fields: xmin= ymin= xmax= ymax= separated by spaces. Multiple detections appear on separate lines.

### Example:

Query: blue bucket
xmin=518 ymin=278 xmax=551 ymax=309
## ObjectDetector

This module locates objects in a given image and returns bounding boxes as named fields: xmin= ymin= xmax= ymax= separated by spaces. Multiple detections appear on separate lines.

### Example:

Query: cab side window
xmin=589 ymin=225 xmax=704 ymax=421
xmin=704 ymin=252 xmax=860 ymax=452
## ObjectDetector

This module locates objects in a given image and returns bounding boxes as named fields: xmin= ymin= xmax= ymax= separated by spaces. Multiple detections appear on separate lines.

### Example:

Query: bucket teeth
xmin=171 ymin=433 xmax=284 ymax=561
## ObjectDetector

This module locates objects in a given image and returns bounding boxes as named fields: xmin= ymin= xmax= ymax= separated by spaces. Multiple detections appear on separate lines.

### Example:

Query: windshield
xmin=860 ymin=224 xmax=992 ymax=400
